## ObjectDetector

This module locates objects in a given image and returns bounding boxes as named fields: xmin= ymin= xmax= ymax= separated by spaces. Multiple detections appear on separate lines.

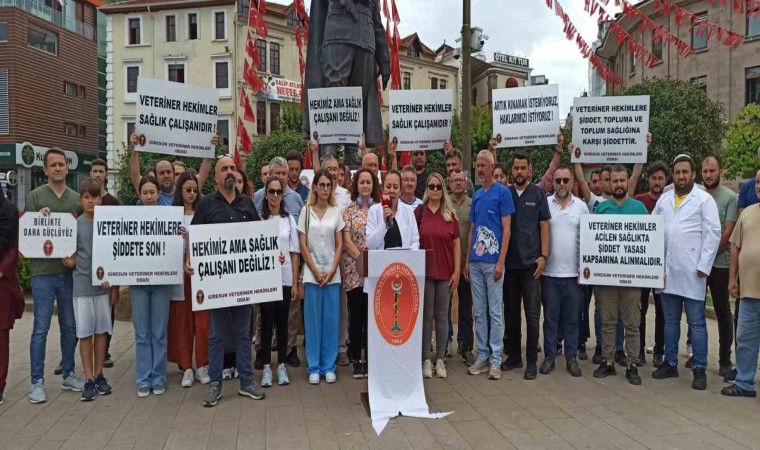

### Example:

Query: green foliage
xmin=280 ymin=101 xmax=303 ymax=134
xmin=243 ymin=130 xmax=306 ymax=190
xmin=622 ymin=78 xmax=726 ymax=187
xmin=724 ymin=103 xmax=760 ymax=180
xmin=16 ymin=257 xmax=31 ymax=291
xmin=114 ymin=143 xmax=230 ymax=205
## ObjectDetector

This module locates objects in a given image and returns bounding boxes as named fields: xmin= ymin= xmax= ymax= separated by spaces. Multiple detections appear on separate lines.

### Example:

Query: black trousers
xmin=640 ymin=288 xmax=664 ymax=356
xmin=347 ymin=287 xmax=368 ymax=362
xmin=708 ymin=267 xmax=734 ymax=365
xmin=260 ymin=287 xmax=292 ymax=365
xmin=504 ymin=266 xmax=541 ymax=363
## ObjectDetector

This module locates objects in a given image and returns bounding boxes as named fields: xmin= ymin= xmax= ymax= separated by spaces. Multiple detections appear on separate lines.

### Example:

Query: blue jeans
xmin=469 ymin=261 xmax=504 ymax=367
xmin=209 ymin=305 xmax=253 ymax=388
xmin=661 ymin=293 xmax=708 ymax=369
xmin=594 ymin=289 xmax=624 ymax=351
xmin=304 ymin=283 xmax=340 ymax=375
xmin=734 ymin=298 xmax=760 ymax=392
xmin=30 ymin=273 xmax=77 ymax=383
xmin=542 ymin=277 xmax=582 ymax=360
xmin=130 ymin=285 xmax=171 ymax=388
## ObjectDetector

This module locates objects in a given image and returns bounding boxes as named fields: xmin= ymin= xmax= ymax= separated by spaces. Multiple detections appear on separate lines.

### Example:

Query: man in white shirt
xmin=652 ymin=154 xmax=721 ymax=390
xmin=539 ymin=167 xmax=589 ymax=378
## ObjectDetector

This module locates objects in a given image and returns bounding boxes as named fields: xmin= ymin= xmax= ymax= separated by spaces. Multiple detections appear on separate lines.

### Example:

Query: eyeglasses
xmin=427 ymin=184 xmax=443 ymax=191
xmin=554 ymin=178 xmax=571 ymax=185
xmin=184 ymin=187 xmax=199 ymax=193
xmin=451 ymin=178 xmax=465 ymax=184
xmin=317 ymin=182 xmax=332 ymax=191
xmin=267 ymin=188 xmax=283 ymax=196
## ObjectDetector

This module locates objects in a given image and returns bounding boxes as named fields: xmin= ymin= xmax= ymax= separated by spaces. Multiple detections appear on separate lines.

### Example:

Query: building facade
xmin=597 ymin=0 xmax=760 ymax=120
xmin=0 ymin=0 xmax=103 ymax=208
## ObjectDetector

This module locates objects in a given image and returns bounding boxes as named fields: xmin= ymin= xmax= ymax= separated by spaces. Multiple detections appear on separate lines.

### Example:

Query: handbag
xmin=296 ymin=206 xmax=310 ymax=300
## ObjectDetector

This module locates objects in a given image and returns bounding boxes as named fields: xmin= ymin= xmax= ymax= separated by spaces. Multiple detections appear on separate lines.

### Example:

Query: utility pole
xmin=461 ymin=0 xmax=472 ymax=171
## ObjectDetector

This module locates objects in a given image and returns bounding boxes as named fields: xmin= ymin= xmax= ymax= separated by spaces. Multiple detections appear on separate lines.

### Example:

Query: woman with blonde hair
xmin=415 ymin=172 xmax=461 ymax=379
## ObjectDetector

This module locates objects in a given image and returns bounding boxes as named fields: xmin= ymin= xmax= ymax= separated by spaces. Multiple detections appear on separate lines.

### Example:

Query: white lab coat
xmin=366 ymin=202 xmax=420 ymax=251
xmin=653 ymin=187 xmax=721 ymax=301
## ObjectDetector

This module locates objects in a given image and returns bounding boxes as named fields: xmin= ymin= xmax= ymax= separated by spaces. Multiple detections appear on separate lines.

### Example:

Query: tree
xmin=243 ymin=130 xmax=306 ymax=191
xmin=723 ymin=103 xmax=760 ymax=180
xmin=622 ymin=78 xmax=726 ymax=186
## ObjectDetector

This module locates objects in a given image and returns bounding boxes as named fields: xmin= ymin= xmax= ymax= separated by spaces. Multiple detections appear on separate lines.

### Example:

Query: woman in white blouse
xmin=366 ymin=170 xmax=420 ymax=250
xmin=259 ymin=177 xmax=300 ymax=387
xmin=298 ymin=169 xmax=345 ymax=385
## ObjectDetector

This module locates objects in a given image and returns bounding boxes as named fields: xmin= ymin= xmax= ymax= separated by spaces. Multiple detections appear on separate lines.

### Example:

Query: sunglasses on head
xmin=427 ymin=183 xmax=443 ymax=191
xmin=554 ymin=178 xmax=571 ymax=185
xmin=267 ymin=188 xmax=283 ymax=196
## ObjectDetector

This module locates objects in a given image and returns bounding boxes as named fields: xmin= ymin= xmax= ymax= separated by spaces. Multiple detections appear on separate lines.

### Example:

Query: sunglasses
xmin=184 ymin=187 xmax=199 ymax=193
xmin=317 ymin=182 xmax=332 ymax=190
xmin=427 ymin=184 xmax=443 ymax=191
xmin=267 ymin=188 xmax=283 ymax=196
xmin=554 ymin=178 xmax=571 ymax=185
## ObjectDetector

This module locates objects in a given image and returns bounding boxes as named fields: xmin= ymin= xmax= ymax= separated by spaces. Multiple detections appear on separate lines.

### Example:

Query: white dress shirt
xmin=366 ymin=202 xmax=420 ymax=250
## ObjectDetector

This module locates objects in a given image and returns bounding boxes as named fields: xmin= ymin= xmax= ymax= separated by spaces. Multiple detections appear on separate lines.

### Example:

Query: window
xmin=652 ymin=38 xmax=663 ymax=61
xmin=213 ymin=11 xmax=226 ymax=40
xmin=287 ymin=10 xmax=299 ymax=28
xmin=431 ymin=77 xmax=438 ymax=89
xmin=407 ymin=44 xmax=420 ymax=58
xmin=165 ymin=15 xmax=176 ymax=42
xmin=215 ymin=61 xmax=229 ymax=89
xmin=64 ymin=81 xmax=78 ymax=97
xmin=439 ymin=78 xmax=447 ymax=90
xmin=270 ymin=103 xmax=280 ymax=133
xmin=125 ymin=120 xmax=136 ymax=144
xmin=0 ymin=69 xmax=8 ymax=134
xmin=128 ymin=17 xmax=141 ymax=45
xmin=747 ymin=66 xmax=760 ymax=105
xmin=64 ymin=122 xmax=78 ymax=137
xmin=28 ymin=25 xmax=57 ymax=55
xmin=692 ymin=12 xmax=708 ymax=50
xmin=629 ymin=50 xmax=636 ymax=75
xmin=0 ymin=23 xmax=7 ymax=42
xmin=126 ymin=65 xmax=140 ymax=93
xmin=403 ymin=72 xmax=411 ymax=90
xmin=188 ymin=13 xmax=198 ymax=40
xmin=168 ymin=63 xmax=185 ymax=83
xmin=76 ymin=1 xmax=84 ymax=22
xmin=691 ymin=75 xmax=707 ymax=92
xmin=78 ymin=125 xmax=86 ymax=138
xmin=270 ymin=42 xmax=280 ymax=75
xmin=256 ymin=39 xmax=267 ymax=72
xmin=256 ymin=102 xmax=267 ymax=135
xmin=217 ymin=119 xmax=230 ymax=145
xmin=749 ymin=0 xmax=760 ymax=38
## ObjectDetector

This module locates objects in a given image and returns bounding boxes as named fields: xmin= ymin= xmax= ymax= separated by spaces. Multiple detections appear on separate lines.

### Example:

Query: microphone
xmin=381 ymin=194 xmax=394 ymax=229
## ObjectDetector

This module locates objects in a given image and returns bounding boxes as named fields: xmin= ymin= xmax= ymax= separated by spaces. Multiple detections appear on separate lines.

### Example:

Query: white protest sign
xmin=579 ymin=214 xmax=664 ymax=289
xmin=571 ymin=95 xmax=650 ymax=163
xmin=389 ymin=89 xmax=453 ymax=151
xmin=18 ymin=212 xmax=77 ymax=258
xmin=491 ymin=84 xmax=559 ymax=148
xmin=135 ymin=76 xmax=219 ymax=158
xmin=307 ymin=86 xmax=363 ymax=145
xmin=92 ymin=206 xmax=184 ymax=285
xmin=189 ymin=220 xmax=282 ymax=311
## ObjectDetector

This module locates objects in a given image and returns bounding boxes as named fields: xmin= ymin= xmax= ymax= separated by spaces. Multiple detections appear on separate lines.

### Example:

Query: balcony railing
xmin=0 ymin=0 xmax=95 ymax=40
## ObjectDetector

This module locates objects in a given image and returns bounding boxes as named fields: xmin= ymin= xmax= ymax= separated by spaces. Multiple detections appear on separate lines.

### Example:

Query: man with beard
xmin=588 ymin=170 xmax=602 ymax=197
xmin=187 ymin=156 xmax=264 ymax=406
xmin=502 ymin=151 xmax=550 ymax=380
xmin=411 ymin=150 xmax=430 ymax=199
xmin=634 ymin=161 xmax=668 ymax=367
xmin=286 ymin=151 xmax=310 ymax=203
xmin=539 ymin=167 xmax=588 ymax=377
xmin=652 ymin=155 xmax=720 ymax=390
xmin=593 ymin=165 xmax=649 ymax=385
xmin=449 ymin=169 xmax=475 ymax=364
xmin=701 ymin=155 xmax=737 ymax=376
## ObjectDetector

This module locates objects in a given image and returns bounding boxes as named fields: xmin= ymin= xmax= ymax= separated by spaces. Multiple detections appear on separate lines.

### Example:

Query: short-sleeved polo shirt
xmin=191 ymin=190 xmax=260 ymax=226
xmin=468 ymin=182 xmax=515 ymax=264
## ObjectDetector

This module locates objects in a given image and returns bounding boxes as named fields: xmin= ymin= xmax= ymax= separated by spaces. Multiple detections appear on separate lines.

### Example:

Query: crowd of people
xmin=0 ymin=132 xmax=759 ymax=409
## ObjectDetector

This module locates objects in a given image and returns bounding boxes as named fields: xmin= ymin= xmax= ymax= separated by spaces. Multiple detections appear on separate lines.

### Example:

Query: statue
xmin=303 ymin=0 xmax=391 ymax=168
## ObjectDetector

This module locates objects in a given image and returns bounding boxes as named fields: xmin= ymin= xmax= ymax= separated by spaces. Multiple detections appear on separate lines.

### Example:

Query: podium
xmin=356 ymin=249 xmax=435 ymax=278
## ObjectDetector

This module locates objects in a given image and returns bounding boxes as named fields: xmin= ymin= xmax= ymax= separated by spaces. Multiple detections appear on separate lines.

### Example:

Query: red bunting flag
xmin=246 ymin=33 xmax=259 ymax=61
xmin=400 ymin=151 xmax=410 ymax=167
xmin=378 ymin=144 xmax=387 ymax=171
xmin=258 ymin=0 xmax=266 ymax=14
xmin=243 ymin=93 xmax=255 ymax=123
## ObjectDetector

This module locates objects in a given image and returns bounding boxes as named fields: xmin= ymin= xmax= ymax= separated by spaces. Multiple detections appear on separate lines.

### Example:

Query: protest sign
xmin=18 ymin=212 xmax=77 ymax=259
xmin=307 ymin=87 xmax=363 ymax=145
xmin=491 ymin=84 xmax=559 ymax=148
xmin=579 ymin=214 xmax=664 ymax=289
xmin=189 ymin=220 xmax=282 ymax=311
xmin=389 ymin=90 xmax=453 ymax=151
xmin=571 ymin=95 xmax=650 ymax=163
xmin=92 ymin=206 xmax=184 ymax=285
xmin=135 ymin=76 xmax=219 ymax=158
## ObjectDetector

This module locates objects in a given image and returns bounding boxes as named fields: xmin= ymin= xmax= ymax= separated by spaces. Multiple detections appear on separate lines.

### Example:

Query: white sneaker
xmin=422 ymin=360 xmax=434 ymax=379
xmin=468 ymin=359 xmax=490 ymax=375
xmin=325 ymin=372 xmax=337 ymax=383
xmin=195 ymin=365 xmax=211 ymax=384
xmin=435 ymin=359 xmax=447 ymax=378
xmin=181 ymin=369 xmax=194 ymax=388
xmin=233 ymin=368 xmax=239 ymax=379
xmin=222 ymin=368 xmax=232 ymax=380
xmin=309 ymin=373 xmax=320 ymax=385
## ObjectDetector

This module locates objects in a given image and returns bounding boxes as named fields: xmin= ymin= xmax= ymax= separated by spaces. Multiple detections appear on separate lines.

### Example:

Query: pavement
xmin=2 ymin=310 xmax=760 ymax=449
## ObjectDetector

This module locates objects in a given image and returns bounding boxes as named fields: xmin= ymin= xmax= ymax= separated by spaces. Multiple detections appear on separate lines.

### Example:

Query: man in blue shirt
xmin=286 ymin=151 xmax=310 ymax=203
xmin=737 ymin=146 xmax=760 ymax=215
xmin=465 ymin=150 xmax=515 ymax=381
